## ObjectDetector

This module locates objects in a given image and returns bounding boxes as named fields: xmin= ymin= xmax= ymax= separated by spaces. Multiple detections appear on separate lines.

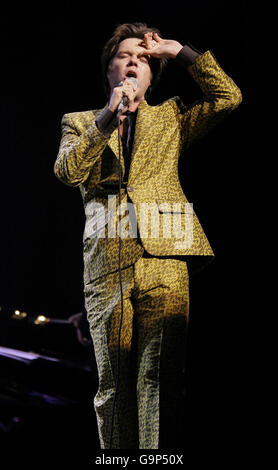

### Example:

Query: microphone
xmin=117 ymin=77 xmax=138 ymax=113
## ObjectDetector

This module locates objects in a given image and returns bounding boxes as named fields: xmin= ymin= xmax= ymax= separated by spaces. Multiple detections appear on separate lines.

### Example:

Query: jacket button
xmin=127 ymin=185 xmax=134 ymax=192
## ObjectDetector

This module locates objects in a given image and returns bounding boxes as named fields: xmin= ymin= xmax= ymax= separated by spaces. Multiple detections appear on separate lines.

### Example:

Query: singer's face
xmin=107 ymin=37 xmax=152 ymax=100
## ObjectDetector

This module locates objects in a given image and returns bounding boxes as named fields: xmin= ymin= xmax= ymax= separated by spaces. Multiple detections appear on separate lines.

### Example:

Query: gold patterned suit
xmin=54 ymin=50 xmax=242 ymax=449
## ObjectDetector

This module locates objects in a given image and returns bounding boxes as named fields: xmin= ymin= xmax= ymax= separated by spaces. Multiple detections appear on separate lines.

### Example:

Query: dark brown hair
xmin=101 ymin=22 xmax=168 ymax=98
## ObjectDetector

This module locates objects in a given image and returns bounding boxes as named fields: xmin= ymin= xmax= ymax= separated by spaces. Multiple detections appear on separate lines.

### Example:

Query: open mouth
xmin=125 ymin=70 xmax=137 ymax=79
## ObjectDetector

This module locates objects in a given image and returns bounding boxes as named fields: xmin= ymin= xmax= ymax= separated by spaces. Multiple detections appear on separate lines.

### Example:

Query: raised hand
xmin=142 ymin=32 xmax=183 ymax=59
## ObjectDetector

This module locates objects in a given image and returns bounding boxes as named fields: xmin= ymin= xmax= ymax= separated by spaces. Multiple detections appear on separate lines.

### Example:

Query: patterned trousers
xmin=84 ymin=256 xmax=189 ymax=449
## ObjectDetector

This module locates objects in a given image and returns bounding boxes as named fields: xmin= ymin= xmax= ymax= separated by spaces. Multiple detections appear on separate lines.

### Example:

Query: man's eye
xmin=140 ymin=55 xmax=149 ymax=63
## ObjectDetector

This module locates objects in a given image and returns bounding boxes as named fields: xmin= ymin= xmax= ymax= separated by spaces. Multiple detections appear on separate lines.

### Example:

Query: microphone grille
xmin=127 ymin=76 xmax=138 ymax=89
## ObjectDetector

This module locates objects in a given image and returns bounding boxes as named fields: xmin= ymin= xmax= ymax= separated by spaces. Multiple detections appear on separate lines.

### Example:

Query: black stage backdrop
xmin=0 ymin=2 xmax=275 ymax=453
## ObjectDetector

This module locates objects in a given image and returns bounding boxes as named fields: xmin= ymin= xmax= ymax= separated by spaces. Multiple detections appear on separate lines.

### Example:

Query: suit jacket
xmin=54 ymin=51 xmax=242 ymax=283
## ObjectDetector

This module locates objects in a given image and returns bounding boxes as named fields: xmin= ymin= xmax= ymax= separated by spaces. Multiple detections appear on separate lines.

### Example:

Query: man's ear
xmin=106 ymin=64 xmax=111 ymax=79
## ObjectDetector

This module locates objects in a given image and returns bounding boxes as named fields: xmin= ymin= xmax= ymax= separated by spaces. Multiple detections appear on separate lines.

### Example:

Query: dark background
xmin=1 ymin=1 xmax=276 ymax=453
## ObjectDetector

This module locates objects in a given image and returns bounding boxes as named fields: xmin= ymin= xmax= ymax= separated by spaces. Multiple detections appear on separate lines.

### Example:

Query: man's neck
xmin=128 ymin=95 xmax=145 ymax=113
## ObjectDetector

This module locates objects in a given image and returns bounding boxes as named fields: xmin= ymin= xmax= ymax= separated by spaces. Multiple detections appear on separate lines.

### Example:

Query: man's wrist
xmin=108 ymin=104 xmax=117 ymax=113
xmin=168 ymin=41 xmax=183 ymax=59
xmin=95 ymin=107 xmax=118 ymax=138
xmin=175 ymin=44 xmax=201 ymax=67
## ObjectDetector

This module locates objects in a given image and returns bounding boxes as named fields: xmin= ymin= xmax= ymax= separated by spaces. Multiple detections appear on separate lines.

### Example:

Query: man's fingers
xmin=123 ymin=90 xmax=135 ymax=103
xmin=144 ymin=32 xmax=154 ymax=49
xmin=153 ymin=32 xmax=162 ymax=42
xmin=122 ymin=80 xmax=137 ymax=96
xmin=142 ymin=32 xmax=163 ymax=56
xmin=143 ymin=32 xmax=162 ymax=48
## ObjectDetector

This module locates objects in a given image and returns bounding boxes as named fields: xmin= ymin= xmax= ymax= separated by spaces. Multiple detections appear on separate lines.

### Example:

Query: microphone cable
xmin=109 ymin=112 xmax=124 ymax=449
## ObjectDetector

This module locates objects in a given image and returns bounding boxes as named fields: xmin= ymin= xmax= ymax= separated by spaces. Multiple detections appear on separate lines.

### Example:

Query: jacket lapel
xmin=93 ymin=105 xmax=124 ymax=176
xmin=108 ymin=128 xmax=123 ymax=169
xmin=93 ymin=100 xmax=155 ymax=183
xmin=128 ymin=100 xmax=156 ymax=185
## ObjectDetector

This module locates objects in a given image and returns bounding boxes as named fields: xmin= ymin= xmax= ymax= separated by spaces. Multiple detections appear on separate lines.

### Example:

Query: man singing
xmin=54 ymin=22 xmax=242 ymax=449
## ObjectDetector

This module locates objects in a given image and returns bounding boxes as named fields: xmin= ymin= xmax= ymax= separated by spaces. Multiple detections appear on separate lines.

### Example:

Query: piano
xmin=0 ymin=304 xmax=99 ymax=449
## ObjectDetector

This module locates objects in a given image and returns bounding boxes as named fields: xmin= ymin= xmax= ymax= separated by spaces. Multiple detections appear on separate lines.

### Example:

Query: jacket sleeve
xmin=178 ymin=50 xmax=242 ymax=150
xmin=54 ymin=113 xmax=109 ymax=187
